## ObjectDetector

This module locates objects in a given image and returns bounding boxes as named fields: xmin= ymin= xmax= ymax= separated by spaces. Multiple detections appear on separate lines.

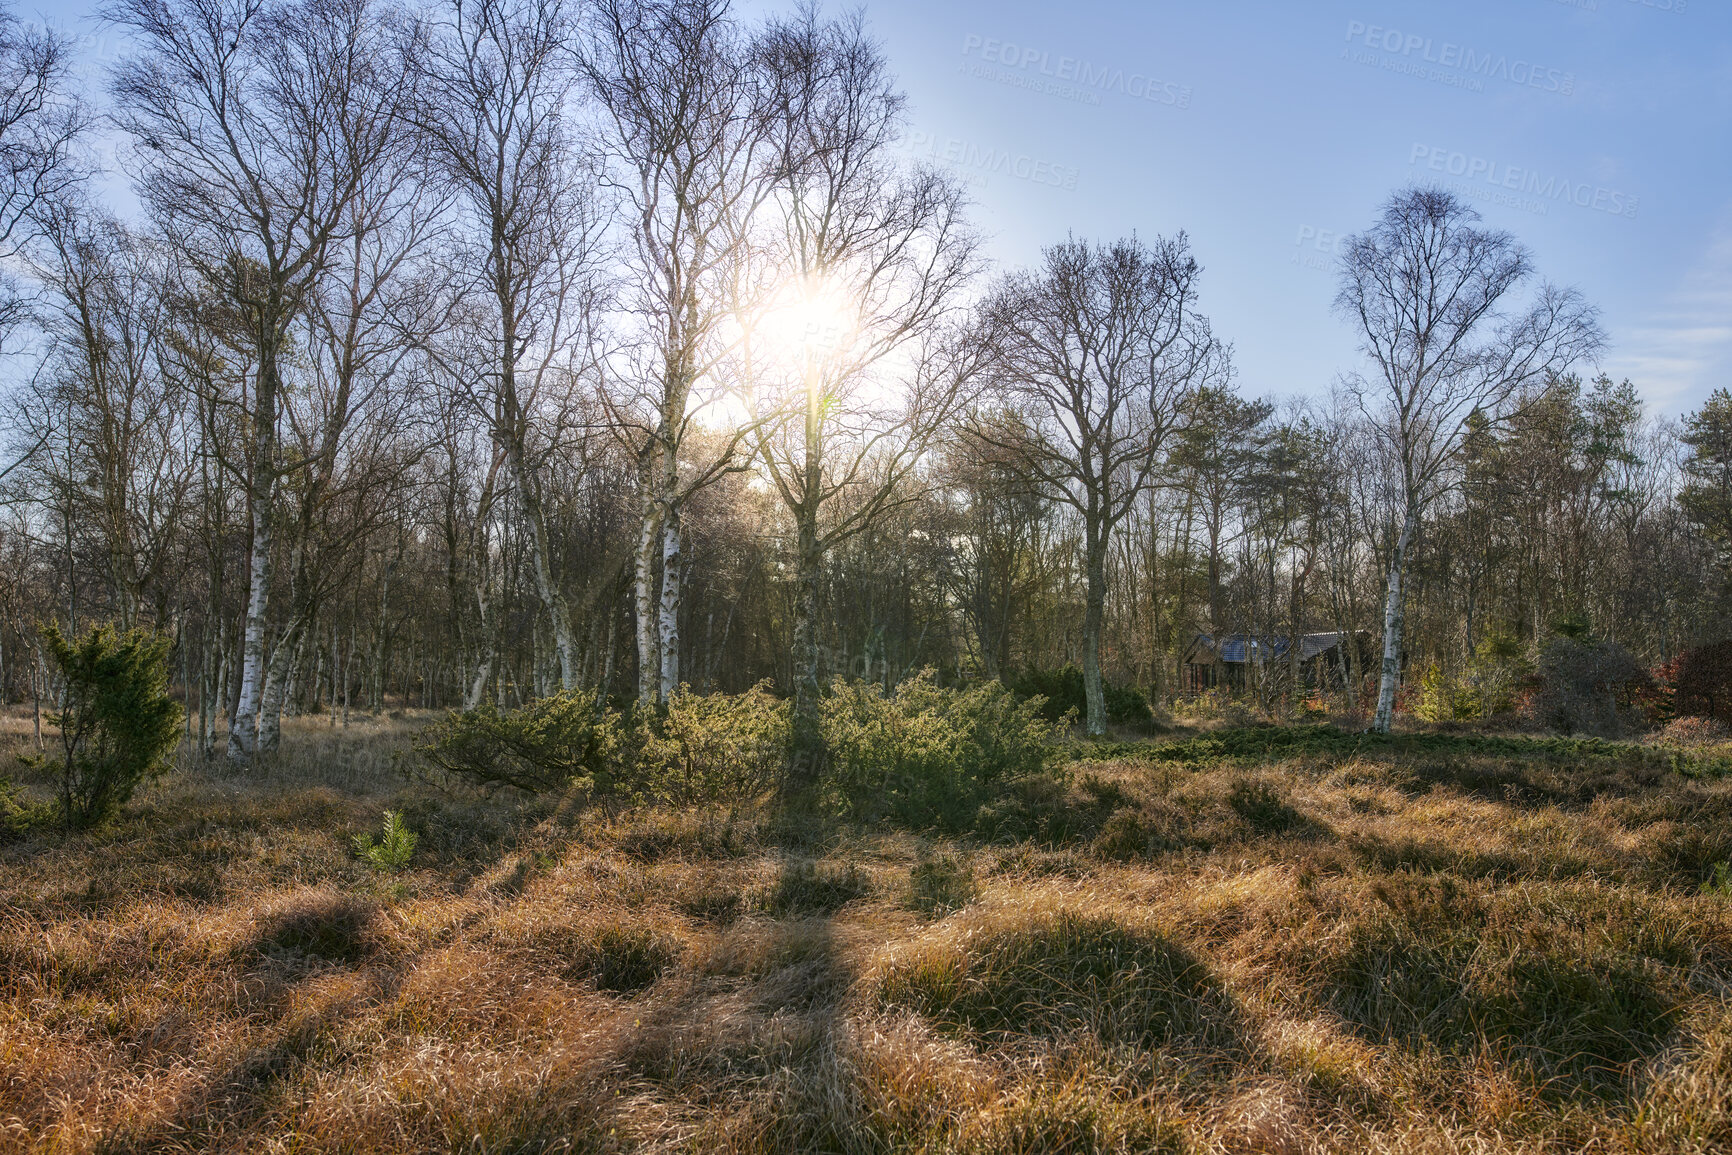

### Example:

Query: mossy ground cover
xmin=2 ymin=709 xmax=1730 ymax=1152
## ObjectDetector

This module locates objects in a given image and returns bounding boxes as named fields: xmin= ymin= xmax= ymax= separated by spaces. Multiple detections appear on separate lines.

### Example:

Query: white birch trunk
xmin=227 ymin=505 xmax=272 ymax=761
xmin=464 ymin=575 xmax=493 ymax=709
xmin=504 ymin=448 xmax=577 ymax=693
xmin=634 ymin=503 xmax=663 ymax=706
xmin=1372 ymin=505 xmax=1418 ymax=734
xmin=658 ymin=510 xmax=682 ymax=703
xmin=257 ymin=618 xmax=302 ymax=753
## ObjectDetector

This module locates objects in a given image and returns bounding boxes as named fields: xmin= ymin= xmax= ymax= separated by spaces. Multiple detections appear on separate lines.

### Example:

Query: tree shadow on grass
xmin=1319 ymin=876 xmax=1689 ymax=1105
xmin=606 ymin=837 xmax=874 ymax=1151
xmin=97 ymin=885 xmax=621 ymax=1153
xmin=872 ymin=902 xmax=1251 ymax=1071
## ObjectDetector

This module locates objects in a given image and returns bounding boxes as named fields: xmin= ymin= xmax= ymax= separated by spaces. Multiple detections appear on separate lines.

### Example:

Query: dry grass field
xmin=3 ymin=711 xmax=1732 ymax=1152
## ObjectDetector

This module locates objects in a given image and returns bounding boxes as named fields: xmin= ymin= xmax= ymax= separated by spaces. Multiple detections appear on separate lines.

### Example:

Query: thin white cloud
xmin=1607 ymin=207 xmax=1732 ymax=415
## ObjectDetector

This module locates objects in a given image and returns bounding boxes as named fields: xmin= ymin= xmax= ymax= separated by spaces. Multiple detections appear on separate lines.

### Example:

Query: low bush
xmin=415 ymin=690 xmax=626 ymax=794
xmin=1703 ymin=862 xmax=1732 ymax=897
xmin=0 ymin=775 xmax=42 ymax=840
xmin=1668 ymin=639 xmax=1732 ymax=724
xmin=30 ymin=623 xmax=183 ymax=830
xmin=1656 ymin=715 xmax=1730 ymax=748
xmin=637 ymin=681 xmax=788 ymax=805
xmin=1413 ymin=632 xmax=1531 ymax=723
xmin=1009 ymin=664 xmax=1153 ymax=727
xmin=822 ymin=671 xmax=1060 ymax=826
xmin=419 ymin=684 xmax=787 ymax=805
xmin=1411 ymin=664 xmax=1478 ymax=723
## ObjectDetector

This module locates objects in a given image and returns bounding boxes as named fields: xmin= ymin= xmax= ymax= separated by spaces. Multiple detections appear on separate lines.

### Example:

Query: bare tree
xmin=978 ymin=234 xmax=1225 ymax=736
xmin=23 ymin=204 xmax=193 ymax=629
xmin=582 ymin=0 xmax=776 ymax=707
xmin=107 ymin=0 xmax=408 ymax=758
xmin=253 ymin=137 xmax=445 ymax=750
xmin=413 ymin=0 xmax=606 ymax=693
xmin=0 ymin=2 xmax=85 ymax=352
xmin=745 ymin=8 xmax=979 ymax=772
xmin=1337 ymin=187 xmax=1603 ymax=733
xmin=1312 ymin=392 xmax=1387 ymax=710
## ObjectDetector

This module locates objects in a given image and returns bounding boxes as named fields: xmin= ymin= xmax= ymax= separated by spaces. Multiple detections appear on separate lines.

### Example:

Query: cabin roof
xmin=1185 ymin=632 xmax=1349 ymax=664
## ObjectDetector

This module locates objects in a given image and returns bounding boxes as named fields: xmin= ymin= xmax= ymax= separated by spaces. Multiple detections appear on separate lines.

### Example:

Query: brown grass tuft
xmin=2 ymin=712 xmax=1732 ymax=1151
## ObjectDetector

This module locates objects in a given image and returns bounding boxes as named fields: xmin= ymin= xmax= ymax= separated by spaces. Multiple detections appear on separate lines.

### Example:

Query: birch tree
xmin=747 ymin=8 xmax=979 ymax=774
xmin=1337 ymin=187 xmax=1603 ymax=734
xmin=252 ymin=63 xmax=440 ymax=751
xmin=979 ymin=235 xmax=1225 ymax=736
xmin=583 ymin=0 xmax=776 ymax=707
xmin=1 ymin=1 xmax=85 ymax=352
xmin=414 ymin=0 xmax=606 ymax=693
xmin=25 ymin=206 xmax=193 ymax=629
xmin=107 ymin=0 xmax=406 ymax=758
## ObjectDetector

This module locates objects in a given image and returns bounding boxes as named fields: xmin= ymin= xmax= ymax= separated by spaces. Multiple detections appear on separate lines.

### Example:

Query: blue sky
xmin=25 ymin=0 xmax=1732 ymax=416
xmin=842 ymin=0 xmax=1732 ymax=417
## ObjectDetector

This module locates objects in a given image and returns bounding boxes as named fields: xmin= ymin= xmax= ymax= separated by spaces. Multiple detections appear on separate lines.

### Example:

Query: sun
xmin=756 ymin=274 xmax=861 ymax=361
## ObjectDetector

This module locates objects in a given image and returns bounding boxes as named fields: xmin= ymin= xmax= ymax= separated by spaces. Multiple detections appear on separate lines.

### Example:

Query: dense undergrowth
xmin=1 ymin=708 xmax=1731 ymax=1152
xmin=415 ymin=671 xmax=1061 ymax=827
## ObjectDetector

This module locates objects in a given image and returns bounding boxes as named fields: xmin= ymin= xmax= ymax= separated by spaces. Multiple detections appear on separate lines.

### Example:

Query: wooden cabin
xmin=1181 ymin=631 xmax=1366 ymax=694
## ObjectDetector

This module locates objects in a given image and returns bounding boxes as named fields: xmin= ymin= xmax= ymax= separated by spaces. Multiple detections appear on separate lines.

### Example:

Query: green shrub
xmin=1413 ymin=633 xmax=1531 ymax=723
xmin=1411 ymin=664 xmax=1478 ymax=723
xmin=0 ymin=775 xmax=43 ymax=840
xmin=821 ymin=671 xmax=1059 ymax=826
xmin=31 ymin=623 xmax=182 ymax=831
xmin=419 ymin=684 xmax=791 ymax=804
xmin=1009 ymin=664 xmax=1153 ymax=727
xmin=415 ymin=691 xmax=626 ymax=794
xmin=353 ymin=809 xmax=418 ymax=873
xmin=1466 ymin=628 xmax=1530 ymax=717
xmin=1704 ymin=862 xmax=1732 ymax=897
xmin=638 ymin=681 xmax=789 ymax=804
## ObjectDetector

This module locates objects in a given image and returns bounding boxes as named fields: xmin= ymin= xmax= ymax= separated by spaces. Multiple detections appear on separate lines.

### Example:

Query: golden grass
xmin=1 ymin=711 xmax=1730 ymax=1151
